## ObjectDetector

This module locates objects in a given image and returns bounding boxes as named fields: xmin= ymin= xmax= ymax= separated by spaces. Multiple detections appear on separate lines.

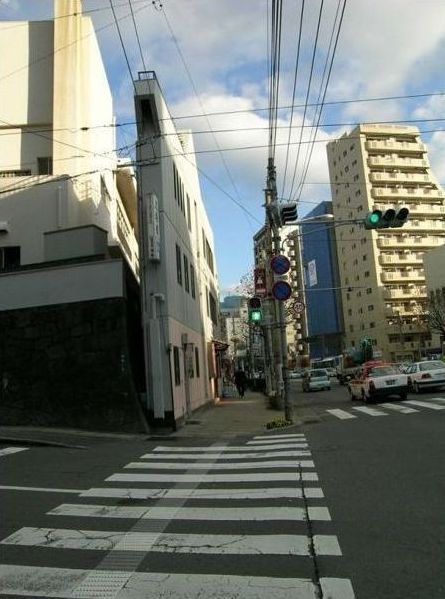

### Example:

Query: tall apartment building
xmin=327 ymin=124 xmax=445 ymax=362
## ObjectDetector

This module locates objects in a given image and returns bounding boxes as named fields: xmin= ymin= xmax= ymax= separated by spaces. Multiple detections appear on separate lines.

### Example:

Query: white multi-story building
xmin=327 ymin=124 xmax=445 ymax=361
xmin=0 ymin=0 xmax=138 ymax=274
xmin=135 ymin=73 xmax=222 ymax=427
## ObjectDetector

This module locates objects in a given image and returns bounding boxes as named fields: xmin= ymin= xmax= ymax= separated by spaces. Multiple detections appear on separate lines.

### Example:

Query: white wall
xmin=0 ymin=259 xmax=124 ymax=311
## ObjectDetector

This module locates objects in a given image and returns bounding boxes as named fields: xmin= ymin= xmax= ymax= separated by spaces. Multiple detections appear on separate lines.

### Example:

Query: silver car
xmin=406 ymin=360 xmax=445 ymax=393
xmin=302 ymin=368 xmax=331 ymax=392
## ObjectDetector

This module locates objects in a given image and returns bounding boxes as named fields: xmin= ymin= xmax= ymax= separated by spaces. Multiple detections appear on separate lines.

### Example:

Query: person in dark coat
xmin=233 ymin=369 xmax=247 ymax=398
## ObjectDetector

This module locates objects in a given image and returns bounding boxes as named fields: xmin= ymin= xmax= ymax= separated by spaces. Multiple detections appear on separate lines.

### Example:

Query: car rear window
xmin=369 ymin=366 xmax=398 ymax=377
xmin=419 ymin=361 xmax=445 ymax=371
xmin=310 ymin=369 xmax=328 ymax=377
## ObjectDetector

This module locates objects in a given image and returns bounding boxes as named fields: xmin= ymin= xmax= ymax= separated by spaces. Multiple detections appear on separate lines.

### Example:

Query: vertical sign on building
xmin=307 ymin=259 xmax=317 ymax=287
xmin=254 ymin=267 xmax=267 ymax=297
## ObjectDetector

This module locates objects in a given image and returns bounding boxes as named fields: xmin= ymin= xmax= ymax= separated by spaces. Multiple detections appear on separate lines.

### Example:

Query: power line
xmin=288 ymin=0 xmax=325 ymax=202
xmin=294 ymin=0 xmax=348 ymax=203
xmin=128 ymin=0 xmax=148 ymax=72
xmin=109 ymin=0 xmax=137 ymax=93
xmin=280 ymin=0 xmax=305 ymax=198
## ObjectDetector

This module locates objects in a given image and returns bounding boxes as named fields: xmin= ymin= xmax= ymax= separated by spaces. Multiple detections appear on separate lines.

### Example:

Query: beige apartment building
xmin=327 ymin=124 xmax=445 ymax=362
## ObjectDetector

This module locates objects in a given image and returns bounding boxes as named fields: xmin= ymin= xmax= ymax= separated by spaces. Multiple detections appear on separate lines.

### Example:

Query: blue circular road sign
xmin=270 ymin=255 xmax=291 ymax=275
xmin=272 ymin=280 xmax=292 ymax=301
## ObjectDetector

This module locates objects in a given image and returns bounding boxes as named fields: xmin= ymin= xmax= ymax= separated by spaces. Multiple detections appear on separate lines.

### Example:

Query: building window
xmin=37 ymin=156 xmax=53 ymax=175
xmin=195 ymin=347 xmax=200 ymax=378
xmin=190 ymin=264 xmax=196 ymax=299
xmin=176 ymin=244 xmax=182 ymax=285
xmin=370 ymin=322 xmax=375 ymax=328
xmin=183 ymin=255 xmax=190 ymax=292
xmin=349 ymin=325 xmax=354 ymax=332
xmin=363 ymin=255 xmax=367 ymax=261
xmin=173 ymin=346 xmax=181 ymax=386
xmin=364 ymin=271 xmax=370 ymax=277
xmin=209 ymin=291 xmax=218 ymax=325
xmin=368 ymin=305 xmax=374 ymax=311
xmin=186 ymin=195 xmax=192 ymax=231
xmin=0 ymin=246 xmax=20 ymax=270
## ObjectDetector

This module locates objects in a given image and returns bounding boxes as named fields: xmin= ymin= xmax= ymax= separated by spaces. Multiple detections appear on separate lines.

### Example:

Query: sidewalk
xmin=168 ymin=391 xmax=304 ymax=438
xmin=0 ymin=392 xmax=313 ymax=446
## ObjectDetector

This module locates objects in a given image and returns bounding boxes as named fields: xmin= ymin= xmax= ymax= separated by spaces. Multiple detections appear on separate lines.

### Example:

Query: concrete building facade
xmin=0 ymin=1 xmax=145 ymax=431
xmin=327 ymin=124 xmax=445 ymax=361
xmin=134 ymin=73 xmax=221 ymax=427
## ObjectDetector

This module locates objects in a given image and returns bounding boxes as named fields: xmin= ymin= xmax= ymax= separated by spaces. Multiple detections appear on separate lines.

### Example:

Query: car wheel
xmin=362 ymin=389 xmax=370 ymax=404
xmin=413 ymin=381 xmax=421 ymax=394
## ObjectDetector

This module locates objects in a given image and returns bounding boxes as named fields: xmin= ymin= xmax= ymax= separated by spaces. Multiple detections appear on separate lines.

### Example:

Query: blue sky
xmin=2 ymin=0 xmax=445 ymax=297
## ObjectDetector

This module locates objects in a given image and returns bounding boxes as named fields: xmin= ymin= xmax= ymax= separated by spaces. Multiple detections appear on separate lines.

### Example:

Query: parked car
xmin=302 ymin=369 xmax=331 ymax=392
xmin=289 ymin=369 xmax=305 ymax=379
xmin=325 ymin=367 xmax=337 ymax=378
xmin=348 ymin=361 xmax=408 ymax=403
xmin=405 ymin=360 xmax=445 ymax=393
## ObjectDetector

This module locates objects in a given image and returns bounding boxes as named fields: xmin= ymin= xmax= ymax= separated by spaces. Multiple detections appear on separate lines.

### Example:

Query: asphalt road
xmin=0 ymin=381 xmax=444 ymax=598
xmin=292 ymin=377 xmax=445 ymax=599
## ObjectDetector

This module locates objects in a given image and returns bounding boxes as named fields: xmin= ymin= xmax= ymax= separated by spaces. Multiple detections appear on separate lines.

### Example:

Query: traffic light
xmin=248 ymin=297 xmax=263 ymax=323
xmin=364 ymin=207 xmax=410 ymax=229
xmin=279 ymin=202 xmax=298 ymax=225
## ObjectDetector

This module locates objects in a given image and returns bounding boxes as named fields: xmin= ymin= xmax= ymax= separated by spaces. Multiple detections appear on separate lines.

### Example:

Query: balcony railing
xmin=377 ymin=236 xmax=444 ymax=249
xmin=371 ymin=187 xmax=444 ymax=200
xmin=384 ymin=287 xmax=427 ymax=300
xmin=368 ymin=156 xmax=429 ymax=169
xmin=369 ymin=172 xmax=431 ymax=184
xmin=366 ymin=140 xmax=426 ymax=154
xmin=381 ymin=271 xmax=425 ymax=283
xmin=379 ymin=253 xmax=424 ymax=265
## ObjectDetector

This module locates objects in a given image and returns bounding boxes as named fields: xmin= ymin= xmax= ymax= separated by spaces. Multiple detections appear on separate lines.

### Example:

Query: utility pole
xmin=265 ymin=157 xmax=292 ymax=422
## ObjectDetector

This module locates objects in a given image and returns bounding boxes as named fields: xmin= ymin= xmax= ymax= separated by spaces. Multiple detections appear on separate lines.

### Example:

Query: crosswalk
xmin=326 ymin=396 xmax=445 ymax=420
xmin=0 ymin=446 xmax=28 ymax=457
xmin=0 ymin=432 xmax=355 ymax=598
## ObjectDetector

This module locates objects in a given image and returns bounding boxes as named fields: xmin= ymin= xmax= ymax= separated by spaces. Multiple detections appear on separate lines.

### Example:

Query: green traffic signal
xmin=249 ymin=309 xmax=262 ymax=323
xmin=365 ymin=209 xmax=382 ymax=229
xmin=364 ymin=207 xmax=409 ymax=229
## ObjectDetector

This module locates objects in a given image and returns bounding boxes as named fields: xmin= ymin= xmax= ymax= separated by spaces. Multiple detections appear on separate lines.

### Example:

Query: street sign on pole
xmin=254 ymin=267 xmax=267 ymax=297
xmin=272 ymin=280 xmax=292 ymax=301
xmin=292 ymin=300 xmax=305 ymax=314
xmin=270 ymin=255 xmax=291 ymax=275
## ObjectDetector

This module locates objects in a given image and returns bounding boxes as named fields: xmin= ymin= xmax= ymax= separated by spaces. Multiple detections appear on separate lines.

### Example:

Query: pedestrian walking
xmin=233 ymin=368 xmax=247 ymax=398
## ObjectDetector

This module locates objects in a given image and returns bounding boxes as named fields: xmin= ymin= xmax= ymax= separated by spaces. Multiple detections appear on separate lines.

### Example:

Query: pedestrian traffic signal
xmin=248 ymin=297 xmax=263 ymax=323
xmin=364 ymin=207 xmax=410 ymax=229
xmin=279 ymin=202 xmax=298 ymax=225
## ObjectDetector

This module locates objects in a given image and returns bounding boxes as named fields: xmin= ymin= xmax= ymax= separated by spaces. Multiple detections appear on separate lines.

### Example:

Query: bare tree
xmin=424 ymin=294 xmax=445 ymax=339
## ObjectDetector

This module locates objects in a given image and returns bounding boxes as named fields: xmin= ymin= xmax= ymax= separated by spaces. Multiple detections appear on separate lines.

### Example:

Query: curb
xmin=0 ymin=436 xmax=88 ymax=450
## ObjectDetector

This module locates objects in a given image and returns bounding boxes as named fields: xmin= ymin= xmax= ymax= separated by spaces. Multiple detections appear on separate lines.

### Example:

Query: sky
xmin=1 ymin=0 xmax=445 ymax=298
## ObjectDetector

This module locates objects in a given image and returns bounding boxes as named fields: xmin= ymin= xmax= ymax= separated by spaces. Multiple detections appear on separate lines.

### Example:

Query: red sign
xmin=254 ymin=267 xmax=267 ymax=297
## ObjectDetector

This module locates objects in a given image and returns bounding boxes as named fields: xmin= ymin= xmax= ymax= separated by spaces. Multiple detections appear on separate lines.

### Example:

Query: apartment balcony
xmin=371 ymin=187 xmax=444 ymax=200
xmin=368 ymin=156 xmax=429 ymax=169
xmin=405 ymin=204 xmax=445 ymax=217
xmin=369 ymin=172 xmax=431 ymax=184
xmin=379 ymin=252 xmax=424 ymax=265
xmin=384 ymin=287 xmax=427 ymax=301
xmin=377 ymin=236 xmax=445 ymax=249
xmin=380 ymin=271 xmax=425 ymax=284
xmin=366 ymin=140 xmax=426 ymax=154
xmin=385 ymin=305 xmax=419 ymax=318
xmin=403 ymin=220 xmax=445 ymax=233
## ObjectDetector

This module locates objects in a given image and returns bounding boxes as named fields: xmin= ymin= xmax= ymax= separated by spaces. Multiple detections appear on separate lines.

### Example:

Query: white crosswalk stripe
xmin=382 ymin=403 xmax=419 ymax=414
xmin=0 ymin=565 xmax=355 ymax=599
xmin=352 ymin=406 xmax=388 ymax=416
xmin=0 ymin=447 xmax=28 ymax=457
xmin=404 ymin=399 xmax=445 ymax=410
xmin=327 ymin=397 xmax=445 ymax=420
xmin=326 ymin=409 xmax=357 ymax=420
xmin=2 ymin=527 xmax=341 ymax=555
xmin=124 ymin=459 xmax=315 ymax=470
xmin=0 ymin=437 xmax=354 ymax=598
